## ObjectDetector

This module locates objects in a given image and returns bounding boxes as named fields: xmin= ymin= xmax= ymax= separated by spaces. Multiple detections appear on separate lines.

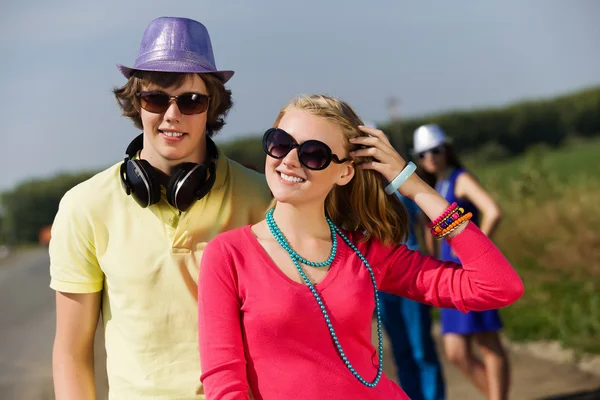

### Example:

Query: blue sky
xmin=1 ymin=0 xmax=599 ymax=190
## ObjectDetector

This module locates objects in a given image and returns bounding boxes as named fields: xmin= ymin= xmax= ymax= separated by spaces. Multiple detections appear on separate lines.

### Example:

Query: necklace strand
xmin=266 ymin=208 xmax=383 ymax=387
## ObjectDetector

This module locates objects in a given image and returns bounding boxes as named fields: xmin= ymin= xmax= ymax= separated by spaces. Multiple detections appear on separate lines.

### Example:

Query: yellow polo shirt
xmin=49 ymin=148 xmax=271 ymax=399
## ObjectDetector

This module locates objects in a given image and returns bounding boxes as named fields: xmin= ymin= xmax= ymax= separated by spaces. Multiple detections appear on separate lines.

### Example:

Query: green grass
xmin=467 ymin=137 xmax=600 ymax=354
xmin=468 ymin=139 xmax=600 ymax=200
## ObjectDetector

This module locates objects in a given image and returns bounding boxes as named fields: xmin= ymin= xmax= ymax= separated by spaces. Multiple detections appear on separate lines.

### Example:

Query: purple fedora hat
xmin=117 ymin=17 xmax=234 ymax=83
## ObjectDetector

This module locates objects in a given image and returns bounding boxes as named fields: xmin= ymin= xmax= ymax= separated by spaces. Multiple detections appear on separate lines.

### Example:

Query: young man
xmin=50 ymin=17 xmax=271 ymax=399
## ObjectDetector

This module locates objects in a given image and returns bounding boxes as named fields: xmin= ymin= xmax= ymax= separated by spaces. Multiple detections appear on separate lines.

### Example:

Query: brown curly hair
xmin=113 ymin=71 xmax=233 ymax=137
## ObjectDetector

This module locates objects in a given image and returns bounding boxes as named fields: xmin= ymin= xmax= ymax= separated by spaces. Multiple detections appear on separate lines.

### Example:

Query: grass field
xmin=467 ymin=138 xmax=600 ymax=354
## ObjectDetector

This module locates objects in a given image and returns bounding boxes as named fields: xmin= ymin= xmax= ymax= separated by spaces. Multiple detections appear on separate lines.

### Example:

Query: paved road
xmin=1 ymin=248 xmax=599 ymax=399
xmin=0 ymin=248 xmax=108 ymax=400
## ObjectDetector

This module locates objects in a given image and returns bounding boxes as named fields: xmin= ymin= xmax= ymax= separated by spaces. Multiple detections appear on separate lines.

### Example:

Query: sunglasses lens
xmin=265 ymin=129 xmax=292 ymax=158
xmin=300 ymin=141 xmax=330 ymax=170
xmin=140 ymin=93 xmax=170 ymax=113
xmin=177 ymin=93 xmax=209 ymax=115
xmin=419 ymin=146 xmax=443 ymax=158
xmin=263 ymin=129 xmax=333 ymax=170
xmin=139 ymin=92 xmax=209 ymax=115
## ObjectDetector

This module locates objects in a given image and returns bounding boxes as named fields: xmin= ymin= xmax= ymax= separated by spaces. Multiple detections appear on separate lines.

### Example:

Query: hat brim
xmin=411 ymin=139 xmax=452 ymax=156
xmin=117 ymin=63 xmax=234 ymax=83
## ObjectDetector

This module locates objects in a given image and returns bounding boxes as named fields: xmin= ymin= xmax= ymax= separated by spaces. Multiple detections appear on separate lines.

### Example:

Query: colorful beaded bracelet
xmin=431 ymin=210 xmax=471 ymax=235
xmin=430 ymin=206 xmax=466 ymax=233
xmin=436 ymin=212 xmax=473 ymax=238
xmin=438 ymin=223 xmax=466 ymax=239
xmin=427 ymin=202 xmax=458 ymax=228
xmin=432 ymin=212 xmax=471 ymax=236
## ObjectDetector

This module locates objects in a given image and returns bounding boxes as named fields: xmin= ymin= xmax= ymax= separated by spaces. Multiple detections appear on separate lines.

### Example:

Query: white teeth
xmin=162 ymin=131 xmax=184 ymax=137
xmin=280 ymin=172 xmax=304 ymax=183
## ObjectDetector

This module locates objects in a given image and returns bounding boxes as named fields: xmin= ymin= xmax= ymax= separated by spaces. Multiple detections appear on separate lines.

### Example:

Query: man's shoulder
xmin=227 ymin=158 xmax=266 ymax=182
xmin=225 ymin=158 xmax=271 ymax=198
xmin=59 ymin=162 xmax=124 ymax=213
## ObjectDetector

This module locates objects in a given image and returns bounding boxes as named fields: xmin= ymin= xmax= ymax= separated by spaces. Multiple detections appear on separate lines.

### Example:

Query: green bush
xmin=1 ymin=171 xmax=97 ymax=244
xmin=219 ymin=86 xmax=600 ymax=168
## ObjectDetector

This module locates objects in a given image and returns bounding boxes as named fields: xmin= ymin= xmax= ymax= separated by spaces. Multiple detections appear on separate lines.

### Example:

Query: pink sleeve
xmin=377 ymin=222 xmax=524 ymax=312
xmin=198 ymin=238 xmax=251 ymax=400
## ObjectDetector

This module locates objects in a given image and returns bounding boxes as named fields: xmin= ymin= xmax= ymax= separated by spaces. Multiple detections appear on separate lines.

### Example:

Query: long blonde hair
xmin=270 ymin=94 xmax=409 ymax=246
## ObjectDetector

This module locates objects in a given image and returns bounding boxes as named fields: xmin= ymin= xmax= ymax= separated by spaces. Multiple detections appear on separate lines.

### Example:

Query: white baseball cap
xmin=412 ymin=124 xmax=449 ymax=154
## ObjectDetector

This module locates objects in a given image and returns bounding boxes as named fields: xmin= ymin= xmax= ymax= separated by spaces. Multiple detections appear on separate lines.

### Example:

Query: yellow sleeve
xmin=250 ymin=173 xmax=272 ymax=224
xmin=49 ymin=188 xmax=104 ymax=293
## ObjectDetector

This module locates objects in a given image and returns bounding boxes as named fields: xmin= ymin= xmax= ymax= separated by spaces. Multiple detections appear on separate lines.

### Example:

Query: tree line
xmin=222 ymin=85 xmax=600 ymax=171
xmin=1 ymin=85 xmax=598 ymax=244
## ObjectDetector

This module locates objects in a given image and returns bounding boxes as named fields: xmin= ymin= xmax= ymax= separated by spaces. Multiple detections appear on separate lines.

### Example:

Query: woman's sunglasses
xmin=418 ymin=146 xmax=445 ymax=159
xmin=262 ymin=128 xmax=351 ymax=171
xmin=137 ymin=91 xmax=210 ymax=115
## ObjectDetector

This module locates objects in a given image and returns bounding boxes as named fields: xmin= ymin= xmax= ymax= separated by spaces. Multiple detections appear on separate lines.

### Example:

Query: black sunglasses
xmin=137 ymin=91 xmax=210 ymax=115
xmin=418 ymin=146 xmax=444 ymax=159
xmin=262 ymin=128 xmax=351 ymax=171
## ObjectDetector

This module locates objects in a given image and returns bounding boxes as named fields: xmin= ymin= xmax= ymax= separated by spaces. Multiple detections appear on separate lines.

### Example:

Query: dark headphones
xmin=120 ymin=134 xmax=217 ymax=212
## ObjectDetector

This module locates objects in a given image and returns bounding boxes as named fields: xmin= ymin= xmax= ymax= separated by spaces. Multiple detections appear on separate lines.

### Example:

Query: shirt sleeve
xmin=251 ymin=179 xmax=272 ymax=225
xmin=375 ymin=222 xmax=524 ymax=312
xmin=49 ymin=189 xmax=104 ymax=293
xmin=198 ymin=238 xmax=251 ymax=400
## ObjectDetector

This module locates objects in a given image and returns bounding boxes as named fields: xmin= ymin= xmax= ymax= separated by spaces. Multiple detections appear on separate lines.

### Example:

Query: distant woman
xmin=414 ymin=124 xmax=509 ymax=400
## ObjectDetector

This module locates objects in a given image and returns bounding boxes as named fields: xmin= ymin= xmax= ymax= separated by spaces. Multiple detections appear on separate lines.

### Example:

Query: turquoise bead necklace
xmin=266 ymin=208 xmax=384 ymax=387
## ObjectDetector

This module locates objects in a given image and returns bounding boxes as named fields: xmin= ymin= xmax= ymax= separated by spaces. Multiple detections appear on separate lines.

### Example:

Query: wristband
xmin=384 ymin=162 xmax=417 ymax=195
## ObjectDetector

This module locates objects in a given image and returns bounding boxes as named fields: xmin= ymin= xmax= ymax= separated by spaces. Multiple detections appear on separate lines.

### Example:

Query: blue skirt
xmin=439 ymin=241 xmax=503 ymax=335
xmin=441 ymin=308 xmax=503 ymax=335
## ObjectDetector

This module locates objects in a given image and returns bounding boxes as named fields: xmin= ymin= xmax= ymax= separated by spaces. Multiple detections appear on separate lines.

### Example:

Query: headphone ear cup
xmin=120 ymin=162 xmax=132 ymax=195
xmin=195 ymin=160 xmax=216 ymax=201
xmin=126 ymin=159 xmax=161 ymax=208
xmin=166 ymin=163 xmax=208 ymax=212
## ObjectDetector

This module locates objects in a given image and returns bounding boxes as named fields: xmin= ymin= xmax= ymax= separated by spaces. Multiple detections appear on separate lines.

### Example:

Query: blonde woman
xmin=198 ymin=95 xmax=523 ymax=400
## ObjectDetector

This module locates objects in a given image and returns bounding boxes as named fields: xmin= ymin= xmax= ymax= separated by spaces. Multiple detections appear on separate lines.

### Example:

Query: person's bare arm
xmin=455 ymin=172 xmax=503 ymax=238
xmin=53 ymin=291 xmax=102 ymax=400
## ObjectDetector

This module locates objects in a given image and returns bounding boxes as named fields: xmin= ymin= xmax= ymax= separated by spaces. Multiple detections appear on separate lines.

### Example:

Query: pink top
xmin=198 ymin=223 xmax=523 ymax=400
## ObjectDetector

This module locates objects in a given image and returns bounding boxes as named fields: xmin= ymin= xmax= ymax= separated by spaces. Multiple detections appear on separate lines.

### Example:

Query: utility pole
xmin=387 ymin=97 xmax=407 ymax=157
xmin=388 ymin=97 xmax=402 ymax=122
